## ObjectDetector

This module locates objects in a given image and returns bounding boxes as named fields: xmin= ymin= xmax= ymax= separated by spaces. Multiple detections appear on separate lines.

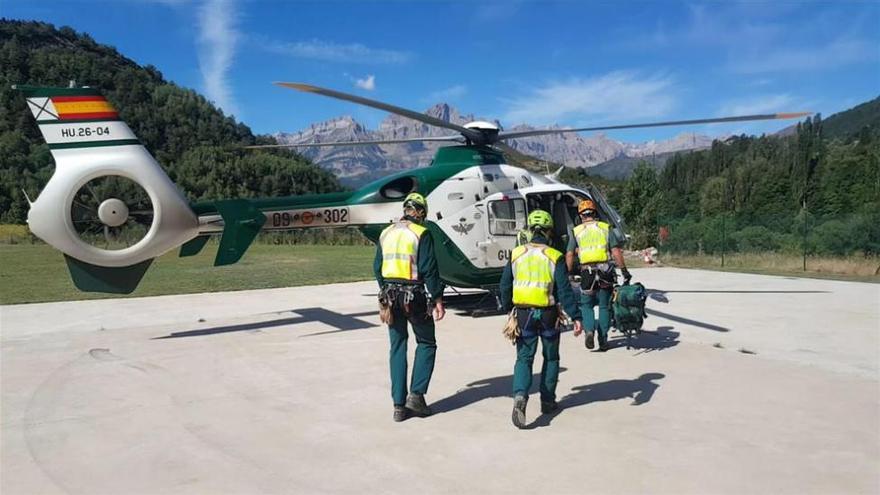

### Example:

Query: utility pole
xmin=720 ymin=145 xmax=726 ymax=268
xmin=721 ymin=211 xmax=726 ymax=268
xmin=802 ymin=152 xmax=810 ymax=272
xmin=803 ymin=151 xmax=814 ymax=272
xmin=802 ymin=195 xmax=807 ymax=271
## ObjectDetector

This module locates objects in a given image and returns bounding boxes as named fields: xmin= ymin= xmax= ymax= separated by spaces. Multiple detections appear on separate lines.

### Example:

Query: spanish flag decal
xmin=51 ymin=96 xmax=118 ymax=120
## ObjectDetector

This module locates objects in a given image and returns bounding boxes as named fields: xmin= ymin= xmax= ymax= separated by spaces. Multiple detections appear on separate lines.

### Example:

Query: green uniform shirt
xmin=373 ymin=223 xmax=445 ymax=301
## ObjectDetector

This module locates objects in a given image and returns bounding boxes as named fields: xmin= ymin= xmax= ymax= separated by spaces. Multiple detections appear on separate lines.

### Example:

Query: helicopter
xmin=12 ymin=82 xmax=808 ymax=294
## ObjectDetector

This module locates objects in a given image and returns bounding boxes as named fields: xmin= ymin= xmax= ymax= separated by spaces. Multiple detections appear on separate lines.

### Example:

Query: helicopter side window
xmin=488 ymin=199 xmax=526 ymax=236
xmin=380 ymin=176 xmax=416 ymax=199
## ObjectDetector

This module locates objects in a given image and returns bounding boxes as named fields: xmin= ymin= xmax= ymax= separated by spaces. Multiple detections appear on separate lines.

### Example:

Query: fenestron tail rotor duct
xmin=70 ymin=176 xmax=154 ymax=251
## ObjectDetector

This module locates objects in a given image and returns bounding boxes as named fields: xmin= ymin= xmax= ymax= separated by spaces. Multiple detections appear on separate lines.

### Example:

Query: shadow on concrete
xmin=153 ymin=308 xmax=378 ymax=339
xmin=605 ymin=326 xmax=680 ymax=354
xmin=647 ymin=291 xmax=671 ymax=303
xmin=431 ymin=367 xmax=569 ymax=414
xmin=644 ymin=308 xmax=730 ymax=333
xmin=648 ymin=288 xmax=828 ymax=304
xmin=445 ymin=292 xmax=505 ymax=318
xmin=364 ymin=290 xmax=502 ymax=317
xmin=527 ymin=372 xmax=665 ymax=429
xmin=662 ymin=290 xmax=828 ymax=293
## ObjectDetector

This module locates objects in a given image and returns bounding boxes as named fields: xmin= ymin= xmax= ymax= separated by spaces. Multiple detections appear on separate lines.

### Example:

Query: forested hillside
xmin=609 ymin=112 xmax=880 ymax=256
xmin=0 ymin=20 xmax=341 ymax=223
xmin=822 ymin=97 xmax=880 ymax=141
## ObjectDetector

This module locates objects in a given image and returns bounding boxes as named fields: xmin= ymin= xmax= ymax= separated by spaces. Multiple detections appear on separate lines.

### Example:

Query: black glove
xmin=621 ymin=267 xmax=632 ymax=285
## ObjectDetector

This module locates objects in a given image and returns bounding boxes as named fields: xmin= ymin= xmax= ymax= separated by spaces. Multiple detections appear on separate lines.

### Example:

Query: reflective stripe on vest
xmin=574 ymin=221 xmax=610 ymax=264
xmin=380 ymin=221 xmax=427 ymax=281
xmin=511 ymin=244 xmax=563 ymax=307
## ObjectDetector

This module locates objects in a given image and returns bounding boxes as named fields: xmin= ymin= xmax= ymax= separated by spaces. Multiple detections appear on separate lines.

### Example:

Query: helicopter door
xmin=525 ymin=192 xmax=579 ymax=252
xmin=482 ymin=197 xmax=526 ymax=267
xmin=584 ymin=183 xmax=628 ymax=241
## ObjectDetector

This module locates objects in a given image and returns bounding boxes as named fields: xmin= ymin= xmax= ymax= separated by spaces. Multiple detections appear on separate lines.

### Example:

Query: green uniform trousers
xmin=581 ymin=287 xmax=612 ymax=346
xmin=388 ymin=309 xmax=436 ymax=406
xmin=512 ymin=335 xmax=560 ymax=403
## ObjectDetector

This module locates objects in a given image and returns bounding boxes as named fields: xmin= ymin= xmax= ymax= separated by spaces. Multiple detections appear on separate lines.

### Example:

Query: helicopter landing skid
xmin=443 ymin=286 xmax=504 ymax=318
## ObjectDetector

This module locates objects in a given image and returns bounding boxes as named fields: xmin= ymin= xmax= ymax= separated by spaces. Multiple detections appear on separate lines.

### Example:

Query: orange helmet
xmin=577 ymin=199 xmax=598 ymax=215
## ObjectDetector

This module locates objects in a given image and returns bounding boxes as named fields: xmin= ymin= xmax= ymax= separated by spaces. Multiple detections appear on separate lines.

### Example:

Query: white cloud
xmin=718 ymin=94 xmax=794 ymax=116
xmin=131 ymin=0 xmax=192 ymax=5
xmin=196 ymin=0 xmax=240 ymax=117
xmin=355 ymin=75 xmax=376 ymax=91
xmin=502 ymin=72 xmax=676 ymax=126
xmin=729 ymin=38 xmax=879 ymax=74
xmin=474 ymin=0 xmax=524 ymax=22
xmin=616 ymin=4 xmax=878 ymax=75
xmin=426 ymin=84 xmax=467 ymax=102
xmin=692 ymin=5 xmax=878 ymax=75
xmin=748 ymin=78 xmax=774 ymax=87
xmin=256 ymin=37 xmax=412 ymax=64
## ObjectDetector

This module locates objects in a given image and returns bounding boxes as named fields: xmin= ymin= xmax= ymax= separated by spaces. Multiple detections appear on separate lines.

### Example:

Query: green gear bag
xmin=612 ymin=282 xmax=648 ymax=331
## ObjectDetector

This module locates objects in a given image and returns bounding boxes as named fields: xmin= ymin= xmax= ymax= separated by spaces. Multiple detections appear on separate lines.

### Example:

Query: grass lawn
xmin=0 ymin=243 xmax=376 ymax=305
xmin=658 ymin=252 xmax=880 ymax=283
xmin=3 ymin=242 xmax=878 ymax=305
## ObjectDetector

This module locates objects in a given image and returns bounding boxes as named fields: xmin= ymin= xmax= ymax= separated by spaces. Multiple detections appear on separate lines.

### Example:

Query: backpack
xmin=612 ymin=282 xmax=648 ymax=332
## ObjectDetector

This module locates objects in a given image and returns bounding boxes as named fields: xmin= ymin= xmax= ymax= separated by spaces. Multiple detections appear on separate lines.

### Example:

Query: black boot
xmin=512 ymin=395 xmax=528 ymax=429
xmin=585 ymin=331 xmax=595 ymax=349
xmin=598 ymin=332 xmax=609 ymax=352
xmin=541 ymin=400 xmax=559 ymax=414
xmin=405 ymin=393 xmax=433 ymax=417
xmin=393 ymin=405 xmax=408 ymax=422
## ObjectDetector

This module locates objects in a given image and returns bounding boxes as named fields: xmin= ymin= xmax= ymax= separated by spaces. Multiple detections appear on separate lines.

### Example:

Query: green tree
xmin=619 ymin=162 xmax=662 ymax=248
xmin=0 ymin=20 xmax=342 ymax=224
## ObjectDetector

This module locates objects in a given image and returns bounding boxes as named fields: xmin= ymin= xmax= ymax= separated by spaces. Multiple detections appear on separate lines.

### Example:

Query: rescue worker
xmin=374 ymin=192 xmax=446 ymax=422
xmin=565 ymin=199 xmax=631 ymax=352
xmin=500 ymin=209 xmax=583 ymax=429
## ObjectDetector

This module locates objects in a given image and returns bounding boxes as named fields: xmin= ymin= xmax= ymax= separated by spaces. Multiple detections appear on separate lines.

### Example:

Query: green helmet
xmin=403 ymin=192 xmax=428 ymax=215
xmin=527 ymin=209 xmax=553 ymax=229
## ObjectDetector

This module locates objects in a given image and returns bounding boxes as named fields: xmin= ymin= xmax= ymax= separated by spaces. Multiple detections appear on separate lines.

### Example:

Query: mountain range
xmin=275 ymin=103 xmax=715 ymax=183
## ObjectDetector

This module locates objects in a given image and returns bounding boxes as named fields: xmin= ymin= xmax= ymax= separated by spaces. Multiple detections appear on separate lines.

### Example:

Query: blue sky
xmin=4 ymin=0 xmax=879 ymax=142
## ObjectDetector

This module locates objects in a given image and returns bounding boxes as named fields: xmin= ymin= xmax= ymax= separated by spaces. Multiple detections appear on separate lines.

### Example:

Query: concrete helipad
xmin=1 ymin=267 xmax=878 ymax=494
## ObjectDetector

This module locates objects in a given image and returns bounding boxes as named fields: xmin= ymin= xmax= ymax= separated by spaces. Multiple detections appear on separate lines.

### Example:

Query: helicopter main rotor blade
xmin=496 ymin=112 xmax=812 ymax=141
xmin=493 ymin=141 xmax=563 ymax=173
xmin=275 ymin=82 xmax=484 ymax=143
xmin=246 ymin=135 xmax=464 ymax=149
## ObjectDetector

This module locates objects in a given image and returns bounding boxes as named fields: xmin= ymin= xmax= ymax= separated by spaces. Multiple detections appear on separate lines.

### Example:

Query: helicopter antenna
xmin=545 ymin=165 xmax=565 ymax=182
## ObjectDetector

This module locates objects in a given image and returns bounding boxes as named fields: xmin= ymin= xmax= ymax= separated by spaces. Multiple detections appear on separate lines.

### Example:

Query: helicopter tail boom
xmin=180 ymin=195 xmax=404 ymax=265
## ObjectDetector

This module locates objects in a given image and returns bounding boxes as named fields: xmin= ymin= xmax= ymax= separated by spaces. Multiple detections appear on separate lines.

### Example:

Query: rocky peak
xmin=276 ymin=103 xmax=717 ymax=180
xmin=425 ymin=103 xmax=454 ymax=122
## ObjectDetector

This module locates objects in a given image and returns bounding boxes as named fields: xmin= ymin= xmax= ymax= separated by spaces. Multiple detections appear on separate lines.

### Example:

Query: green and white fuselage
xmin=15 ymin=82 xmax=803 ymax=294
xmin=188 ymin=145 xmax=623 ymax=289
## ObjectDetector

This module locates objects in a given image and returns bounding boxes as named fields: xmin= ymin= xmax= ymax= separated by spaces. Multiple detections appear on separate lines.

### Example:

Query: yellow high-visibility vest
xmin=511 ymin=243 xmax=563 ymax=307
xmin=574 ymin=221 xmax=611 ymax=264
xmin=380 ymin=221 xmax=427 ymax=281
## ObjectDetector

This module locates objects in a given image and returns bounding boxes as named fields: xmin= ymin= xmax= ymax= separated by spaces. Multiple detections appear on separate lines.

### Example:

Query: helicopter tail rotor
xmin=13 ymin=85 xmax=200 ymax=293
